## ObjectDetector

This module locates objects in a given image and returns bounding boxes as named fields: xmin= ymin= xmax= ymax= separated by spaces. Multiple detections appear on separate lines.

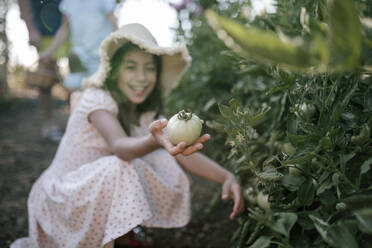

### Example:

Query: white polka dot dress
xmin=10 ymin=88 xmax=191 ymax=248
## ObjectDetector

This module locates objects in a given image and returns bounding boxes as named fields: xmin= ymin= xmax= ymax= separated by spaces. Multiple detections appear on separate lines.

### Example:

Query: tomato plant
xmin=169 ymin=0 xmax=372 ymax=247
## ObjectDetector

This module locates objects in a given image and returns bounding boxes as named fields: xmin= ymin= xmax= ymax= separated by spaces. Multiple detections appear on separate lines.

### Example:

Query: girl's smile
xmin=127 ymin=81 xmax=150 ymax=95
xmin=118 ymin=49 xmax=157 ymax=104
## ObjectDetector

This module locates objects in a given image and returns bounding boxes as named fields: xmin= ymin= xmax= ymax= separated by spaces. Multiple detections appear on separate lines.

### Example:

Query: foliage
xmin=168 ymin=0 xmax=372 ymax=247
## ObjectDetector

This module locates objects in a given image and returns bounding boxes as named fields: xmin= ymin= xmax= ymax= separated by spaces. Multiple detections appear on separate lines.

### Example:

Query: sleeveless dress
xmin=10 ymin=88 xmax=191 ymax=248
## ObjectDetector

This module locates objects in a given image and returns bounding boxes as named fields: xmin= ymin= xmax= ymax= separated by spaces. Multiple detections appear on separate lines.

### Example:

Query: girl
xmin=11 ymin=23 xmax=244 ymax=248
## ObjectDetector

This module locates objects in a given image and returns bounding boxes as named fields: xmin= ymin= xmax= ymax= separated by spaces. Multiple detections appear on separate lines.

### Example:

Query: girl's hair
xmin=103 ymin=42 xmax=163 ymax=135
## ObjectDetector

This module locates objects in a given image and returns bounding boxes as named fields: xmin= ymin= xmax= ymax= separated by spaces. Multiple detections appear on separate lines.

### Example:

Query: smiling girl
xmin=11 ymin=23 xmax=244 ymax=248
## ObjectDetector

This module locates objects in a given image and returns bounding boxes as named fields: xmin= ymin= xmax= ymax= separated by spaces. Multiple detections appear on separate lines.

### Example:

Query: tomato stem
xmin=177 ymin=109 xmax=193 ymax=121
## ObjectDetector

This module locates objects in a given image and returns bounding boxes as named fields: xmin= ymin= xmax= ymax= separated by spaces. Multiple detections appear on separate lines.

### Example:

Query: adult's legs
xmin=37 ymin=59 xmax=64 ymax=142
xmin=39 ymin=86 xmax=63 ymax=141
xmin=39 ymin=87 xmax=52 ymax=126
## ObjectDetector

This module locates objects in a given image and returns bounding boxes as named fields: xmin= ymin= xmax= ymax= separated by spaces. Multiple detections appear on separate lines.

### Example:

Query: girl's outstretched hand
xmin=222 ymin=175 xmax=244 ymax=220
xmin=149 ymin=119 xmax=210 ymax=156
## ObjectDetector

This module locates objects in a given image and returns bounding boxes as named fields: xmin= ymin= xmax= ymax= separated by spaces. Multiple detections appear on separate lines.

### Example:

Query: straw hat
xmin=82 ymin=23 xmax=191 ymax=95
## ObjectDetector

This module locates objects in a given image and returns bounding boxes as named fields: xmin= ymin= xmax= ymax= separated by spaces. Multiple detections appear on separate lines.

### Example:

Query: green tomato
xmin=295 ymin=103 xmax=316 ymax=121
xmin=243 ymin=187 xmax=256 ymax=204
xmin=336 ymin=202 xmax=346 ymax=211
xmin=256 ymin=191 xmax=270 ymax=212
xmin=167 ymin=110 xmax=203 ymax=146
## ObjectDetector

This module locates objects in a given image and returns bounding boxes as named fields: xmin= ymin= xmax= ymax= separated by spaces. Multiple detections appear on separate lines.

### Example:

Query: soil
xmin=0 ymin=90 xmax=239 ymax=248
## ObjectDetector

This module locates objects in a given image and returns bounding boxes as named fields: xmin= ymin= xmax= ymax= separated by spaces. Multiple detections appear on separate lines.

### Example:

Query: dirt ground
xmin=0 ymin=88 xmax=239 ymax=248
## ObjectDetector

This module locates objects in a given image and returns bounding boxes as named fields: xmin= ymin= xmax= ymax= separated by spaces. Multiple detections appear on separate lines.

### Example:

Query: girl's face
xmin=118 ymin=49 xmax=157 ymax=105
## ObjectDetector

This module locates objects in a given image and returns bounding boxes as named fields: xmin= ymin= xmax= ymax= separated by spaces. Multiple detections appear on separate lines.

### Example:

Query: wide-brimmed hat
xmin=82 ymin=23 xmax=191 ymax=95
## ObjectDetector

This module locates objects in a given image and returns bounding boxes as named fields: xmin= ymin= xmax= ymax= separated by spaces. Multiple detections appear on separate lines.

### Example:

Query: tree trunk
xmin=0 ymin=0 xmax=9 ymax=98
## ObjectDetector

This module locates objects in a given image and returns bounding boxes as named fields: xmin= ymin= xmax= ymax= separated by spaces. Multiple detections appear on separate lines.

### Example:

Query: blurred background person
xmin=18 ymin=0 xmax=69 ymax=141
xmin=39 ymin=0 xmax=118 ymax=107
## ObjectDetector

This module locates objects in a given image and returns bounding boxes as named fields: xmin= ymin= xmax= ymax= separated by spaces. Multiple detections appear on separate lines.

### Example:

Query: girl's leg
xmin=103 ymin=240 xmax=114 ymax=248
xmin=115 ymin=227 xmax=153 ymax=247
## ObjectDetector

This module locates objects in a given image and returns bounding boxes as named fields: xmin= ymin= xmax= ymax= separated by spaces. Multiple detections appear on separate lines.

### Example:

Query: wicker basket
xmin=26 ymin=64 xmax=60 ymax=89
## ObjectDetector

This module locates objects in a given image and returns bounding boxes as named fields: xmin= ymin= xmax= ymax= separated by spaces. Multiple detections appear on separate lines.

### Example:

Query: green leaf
xmin=287 ymin=132 xmax=310 ymax=145
xmin=235 ymin=165 xmax=251 ymax=174
xmin=282 ymin=173 xmax=305 ymax=191
xmin=319 ymin=190 xmax=337 ymax=206
xmin=343 ymin=194 xmax=372 ymax=210
xmin=327 ymin=224 xmax=358 ymax=248
xmin=205 ymin=10 xmax=316 ymax=70
xmin=298 ymin=178 xmax=315 ymax=206
xmin=355 ymin=208 xmax=372 ymax=234
xmin=229 ymin=98 xmax=241 ymax=112
xmin=309 ymin=215 xmax=357 ymax=248
xmin=328 ymin=0 xmax=362 ymax=69
xmin=329 ymin=83 xmax=358 ymax=125
xmin=316 ymin=178 xmax=333 ymax=195
xmin=319 ymin=136 xmax=333 ymax=151
xmin=267 ymin=81 xmax=294 ymax=95
xmin=283 ymin=153 xmax=314 ymax=165
xmin=309 ymin=215 xmax=330 ymax=243
xmin=206 ymin=120 xmax=225 ymax=132
xmin=287 ymin=132 xmax=320 ymax=147
xmin=271 ymin=212 xmax=298 ymax=237
xmin=360 ymin=165 xmax=371 ymax=176
xmin=297 ymin=213 xmax=314 ymax=230
xmin=218 ymin=103 xmax=235 ymax=119
xmin=203 ymin=98 xmax=216 ymax=112
xmin=238 ymin=219 xmax=251 ymax=248
xmin=319 ymin=171 xmax=331 ymax=184
xmin=257 ymin=166 xmax=283 ymax=181
xmin=340 ymin=153 xmax=356 ymax=167
xmin=248 ymin=236 xmax=271 ymax=248
xmin=360 ymin=158 xmax=372 ymax=175
xmin=245 ymin=105 xmax=271 ymax=127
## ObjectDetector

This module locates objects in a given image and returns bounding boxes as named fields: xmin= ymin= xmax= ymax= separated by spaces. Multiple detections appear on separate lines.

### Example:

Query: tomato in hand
xmin=166 ymin=110 xmax=203 ymax=146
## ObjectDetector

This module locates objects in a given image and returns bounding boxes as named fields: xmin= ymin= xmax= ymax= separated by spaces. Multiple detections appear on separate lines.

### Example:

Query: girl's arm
xmin=176 ymin=152 xmax=231 ymax=183
xmin=39 ymin=15 xmax=70 ymax=63
xmin=176 ymin=152 xmax=244 ymax=220
xmin=89 ymin=110 xmax=209 ymax=161
xmin=90 ymin=110 xmax=160 ymax=161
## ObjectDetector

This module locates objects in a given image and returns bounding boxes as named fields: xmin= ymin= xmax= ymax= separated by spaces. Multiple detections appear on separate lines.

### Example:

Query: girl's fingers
xmin=221 ymin=181 xmax=230 ymax=201
xmin=153 ymin=132 xmax=169 ymax=147
xmin=155 ymin=131 xmax=208 ymax=156
xmin=167 ymin=142 xmax=186 ymax=156
xmin=149 ymin=120 xmax=161 ymax=133
xmin=149 ymin=119 xmax=167 ymax=133
xmin=232 ymin=187 xmax=241 ymax=213
xmin=160 ymin=119 xmax=168 ymax=128
xmin=180 ymin=134 xmax=210 ymax=156
xmin=230 ymin=185 xmax=244 ymax=220
xmin=195 ymin=134 xmax=210 ymax=144
xmin=230 ymin=211 xmax=237 ymax=220
xmin=182 ymin=143 xmax=203 ymax=156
